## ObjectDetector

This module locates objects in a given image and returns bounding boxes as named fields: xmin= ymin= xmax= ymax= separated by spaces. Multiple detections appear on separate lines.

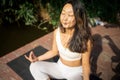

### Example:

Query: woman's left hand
xmin=24 ymin=51 xmax=38 ymax=63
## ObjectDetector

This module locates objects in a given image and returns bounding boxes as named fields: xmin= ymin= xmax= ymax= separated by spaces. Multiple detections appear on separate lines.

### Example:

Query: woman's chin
xmin=63 ymin=25 xmax=69 ymax=28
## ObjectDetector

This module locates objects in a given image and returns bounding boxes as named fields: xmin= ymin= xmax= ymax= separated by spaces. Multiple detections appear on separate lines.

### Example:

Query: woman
xmin=25 ymin=0 xmax=93 ymax=80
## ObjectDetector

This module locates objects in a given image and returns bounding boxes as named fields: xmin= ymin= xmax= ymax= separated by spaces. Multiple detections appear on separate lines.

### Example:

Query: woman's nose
xmin=63 ymin=15 xmax=68 ymax=21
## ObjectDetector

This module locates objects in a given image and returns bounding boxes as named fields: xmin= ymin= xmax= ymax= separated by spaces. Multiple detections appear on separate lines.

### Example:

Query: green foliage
xmin=0 ymin=0 xmax=119 ymax=27
xmin=0 ymin=0 xmax=37 ymax=26
xmin=42 ymin=0 xmax=119 ymax=25
xmin=41 ymin=0 xmax=66 ymax=27
xmin=81 ymin=0 xmax=120 ymax=23
xmin=3 ymin=8 xmax=15 ymax=23
xmin=47 ymin=4 xmax=60 ymax=27
xmin=0 ymin=0 xmax=18 ymax=24
xmin=48 ymin=0 xmax=66 ymax=27
xmin=0 ymin=0 xmax=15 ymax=24
xmin=15 ymin=2 xmax=37 ymax=25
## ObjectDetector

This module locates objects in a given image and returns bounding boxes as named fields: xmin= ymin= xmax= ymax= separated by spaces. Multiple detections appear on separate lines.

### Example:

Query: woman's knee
xmin=29 ymin=62 xmax=40 ymax=72
xmin=29 ymin=61 xmax=46 ymax=72
xmin=29 ymin=62 xmax=50 ymax=80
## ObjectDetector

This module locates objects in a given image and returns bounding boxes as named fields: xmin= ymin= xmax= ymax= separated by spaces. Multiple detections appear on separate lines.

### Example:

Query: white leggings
xmin=29 ymin=59 xmax=83 ymax=80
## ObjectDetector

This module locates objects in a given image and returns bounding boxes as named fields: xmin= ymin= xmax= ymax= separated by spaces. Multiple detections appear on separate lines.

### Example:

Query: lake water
xmin=0 ymin=22 xmax=53 ymax=57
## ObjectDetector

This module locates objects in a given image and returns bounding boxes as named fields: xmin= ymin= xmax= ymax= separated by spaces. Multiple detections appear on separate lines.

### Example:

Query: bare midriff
xmin=60 ymin=57 xmax=82 ymax=67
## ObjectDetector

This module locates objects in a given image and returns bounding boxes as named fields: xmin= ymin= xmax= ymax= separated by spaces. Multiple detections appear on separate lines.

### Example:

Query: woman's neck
xmin=65 ymin=28 xmax=74 ymax=35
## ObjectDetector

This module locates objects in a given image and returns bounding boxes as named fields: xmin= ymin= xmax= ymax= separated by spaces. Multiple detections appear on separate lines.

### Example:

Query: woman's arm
xmin=25 ymin=29 xmax=59 ymax=62
xmin=82 ymin=40 xmax=92 ymax=80
xmin=37 ymin=29 xmax=58 ymax=61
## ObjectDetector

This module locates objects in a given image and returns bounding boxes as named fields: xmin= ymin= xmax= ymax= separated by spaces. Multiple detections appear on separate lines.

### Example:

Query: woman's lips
xmin=63 ymin=22 xmax=68 ymax=25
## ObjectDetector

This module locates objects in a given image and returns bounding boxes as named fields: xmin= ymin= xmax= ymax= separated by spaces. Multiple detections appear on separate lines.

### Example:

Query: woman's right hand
xmin=24 ymin=51 xmax=38 ymax=63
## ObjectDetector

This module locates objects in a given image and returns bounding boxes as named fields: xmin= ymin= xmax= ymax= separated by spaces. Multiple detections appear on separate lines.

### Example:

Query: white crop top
xmin=56 ymin=28 xmax=82 ymax=61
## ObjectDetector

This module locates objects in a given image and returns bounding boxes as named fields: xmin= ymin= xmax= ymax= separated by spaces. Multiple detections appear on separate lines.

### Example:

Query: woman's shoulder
xmin=53 ymin=27 xmax=59 ymax=37
xmin=54 ymin=27 xmax=58 ymax=33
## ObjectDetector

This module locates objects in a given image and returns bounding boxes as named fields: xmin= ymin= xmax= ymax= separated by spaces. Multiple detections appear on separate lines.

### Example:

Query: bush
xmin=82 ymin=0 xmax=119 ymax=23
xmin=0 ymin=0 xmax=37 ymax=26
xmin=0 ymin=0 xmax=119 ymax=27
xmin=40 ymin=0 xmax=119 ymax=27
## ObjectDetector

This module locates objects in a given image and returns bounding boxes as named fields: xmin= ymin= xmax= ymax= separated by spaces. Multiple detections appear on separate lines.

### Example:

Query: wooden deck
xmin=0 ymin=24 xmax=120 ymax=80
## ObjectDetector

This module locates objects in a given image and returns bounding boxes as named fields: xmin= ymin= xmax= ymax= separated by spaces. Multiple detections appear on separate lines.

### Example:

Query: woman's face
xmin=60 ymin=3 xmax=76 ymax=29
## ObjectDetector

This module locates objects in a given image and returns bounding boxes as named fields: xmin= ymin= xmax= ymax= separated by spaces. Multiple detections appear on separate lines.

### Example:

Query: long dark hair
xmin=59 ymin=0 xmax=92 ymax=53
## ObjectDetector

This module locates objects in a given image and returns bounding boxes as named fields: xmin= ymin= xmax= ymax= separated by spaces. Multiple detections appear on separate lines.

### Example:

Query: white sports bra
xmin=56 ymin=28 xmax=82 ymax=61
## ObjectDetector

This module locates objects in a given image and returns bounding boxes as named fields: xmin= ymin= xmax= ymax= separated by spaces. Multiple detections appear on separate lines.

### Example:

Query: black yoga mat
xmin=7 ymin=46 xmax=48 ymax=80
